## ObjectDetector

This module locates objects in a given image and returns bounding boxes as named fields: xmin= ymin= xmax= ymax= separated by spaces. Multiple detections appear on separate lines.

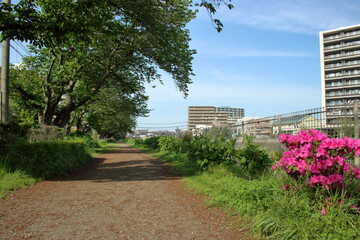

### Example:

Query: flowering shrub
xmin=272 ymin=129 xmax=360 ymax=190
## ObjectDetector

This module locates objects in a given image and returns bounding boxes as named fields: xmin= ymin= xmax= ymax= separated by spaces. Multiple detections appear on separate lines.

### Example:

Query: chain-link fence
xmin=234 ymin=102 xmax=360 ymax=152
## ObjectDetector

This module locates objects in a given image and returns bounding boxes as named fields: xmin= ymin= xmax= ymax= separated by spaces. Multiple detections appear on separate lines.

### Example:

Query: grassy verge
xmin=0 ymin=168 xmax=38 ymax=198
xmin=154 ymin=151 xmax=200 ymax=176
xmin=128 ymin=139 xmax=359 ymax=240
xmin=0 ymin=139 xmax=116 ymax=199
xmin=184 ymin=166 xmax=359 ymax=240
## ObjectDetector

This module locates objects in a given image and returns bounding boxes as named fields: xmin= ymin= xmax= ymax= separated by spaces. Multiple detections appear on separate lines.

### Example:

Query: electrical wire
xmin=136 ymin=125 xmax=188 ymax=129
xmin=9 ymin=44 xmax=25 ymax=58
xmin=137 ymin=121 xmax=187 ymax=125
xmin=13 ymin=40 xmax=33 ymax=57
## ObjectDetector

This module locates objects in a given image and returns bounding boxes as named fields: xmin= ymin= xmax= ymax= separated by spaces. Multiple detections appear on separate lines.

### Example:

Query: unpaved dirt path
xmin=0 ymin=144 xmax=253 ymax=240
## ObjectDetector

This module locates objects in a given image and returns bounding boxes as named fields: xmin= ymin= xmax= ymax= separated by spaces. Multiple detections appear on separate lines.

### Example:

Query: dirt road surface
xmin=0 ymin=144 xmax=254 ymax=240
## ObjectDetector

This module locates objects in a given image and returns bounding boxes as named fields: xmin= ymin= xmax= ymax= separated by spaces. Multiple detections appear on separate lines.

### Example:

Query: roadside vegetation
xmin=127 ymin=130 xmax=360 ymax=240
xmin=0 ymin=123 xmax=115 ymax=198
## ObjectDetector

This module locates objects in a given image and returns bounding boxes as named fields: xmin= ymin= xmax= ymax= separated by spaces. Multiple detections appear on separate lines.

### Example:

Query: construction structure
xmin=188 ymin=106 xmax=244 ymax=131
xmin=320 ymin=24 xmax=360 ymax=124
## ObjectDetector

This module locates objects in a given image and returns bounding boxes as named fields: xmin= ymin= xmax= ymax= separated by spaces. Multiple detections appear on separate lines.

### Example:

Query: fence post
xmin=354 ymin=101 xmax=359 ymax=139
xmin=278 ymin=114 xmax=282 ymax=136
xmin=354 ymin=101 xmax=360 ymax=168
xmin=241 ymin=121 xmax=245 ymax=135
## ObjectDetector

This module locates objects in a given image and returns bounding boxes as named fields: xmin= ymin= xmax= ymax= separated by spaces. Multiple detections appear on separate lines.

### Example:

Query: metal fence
xmin=234 ymin=102 xmax=360 ymax=151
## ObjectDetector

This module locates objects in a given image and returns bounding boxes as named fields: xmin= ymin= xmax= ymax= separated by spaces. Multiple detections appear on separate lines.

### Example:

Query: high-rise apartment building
xmin=320 ymin=24 xmax=360 ymax=123
xmin=188 ymin=106 xmax=244 ymax=130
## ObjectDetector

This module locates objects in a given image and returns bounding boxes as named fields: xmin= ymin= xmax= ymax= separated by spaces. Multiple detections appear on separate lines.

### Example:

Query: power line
xmin=136 ymin=125 xmax=188 ymax=129
xmin=13 ymin=40 xmax=32 ymax=57
xmin=137 ymin=121 xmax=187 ymax=125
xmin=9 ymin=44 xmax=25 ymax=58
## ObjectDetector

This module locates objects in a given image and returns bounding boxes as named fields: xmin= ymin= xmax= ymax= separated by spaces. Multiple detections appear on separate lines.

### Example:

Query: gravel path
xmin=0 ymin=144 xmax=254 ymax=240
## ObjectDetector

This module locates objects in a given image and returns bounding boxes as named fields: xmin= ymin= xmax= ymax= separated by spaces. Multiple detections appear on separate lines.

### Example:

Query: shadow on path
xmin=56 ymin=144 xmax=180 ymax=182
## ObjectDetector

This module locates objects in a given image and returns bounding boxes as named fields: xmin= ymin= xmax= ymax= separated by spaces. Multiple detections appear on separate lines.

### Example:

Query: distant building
xmin=188 ymin=106 xmax=245 ymax=131
xmin=272 ymin=115 xmax=322 ymax=135
xmin=320 ymin=24 xmax=360 ymax=124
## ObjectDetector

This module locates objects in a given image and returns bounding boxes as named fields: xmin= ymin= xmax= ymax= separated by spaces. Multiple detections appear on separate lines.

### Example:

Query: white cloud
xmin=214 ymin=0 xmax=360 ymax=35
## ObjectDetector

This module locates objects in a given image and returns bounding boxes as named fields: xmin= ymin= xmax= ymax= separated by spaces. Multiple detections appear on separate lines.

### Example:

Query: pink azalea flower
xmin=295 ymin=160 xmax=308 ymax=175
xmin=334 ymin=156 xmax=345 ymax=166
xmin=276 ymin=129 xmax=359 ymax=191
xmin=309 ymin=175 xmax=327 ymax=185
xmin=282 ymin=184 xmax=289 ymax=191
xmin=350 ymin=205 xmax=360 ymax=212
xmin=320 ymin=207 xmax=326 ymax=216
xmin=355 ymin=148 xmax=360 ymax=156
xmin=309 ymin=129 xmax=327 ymax=141
xmin=326 ymin=174 xmax=343 ymax=185
xmin=343 ymin=162 xmax=351 ymax=172
xmin=353 ymin=167 xmax=360 ymax=179
xmin=315 ymin=147 xmax=327 ymax=157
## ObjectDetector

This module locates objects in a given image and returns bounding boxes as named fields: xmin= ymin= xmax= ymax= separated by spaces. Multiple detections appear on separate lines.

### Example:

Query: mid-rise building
xmin=320 ymin=24 xmax=360 ymax=123
xmin=188 ymin=106 xmax=244 ymax=131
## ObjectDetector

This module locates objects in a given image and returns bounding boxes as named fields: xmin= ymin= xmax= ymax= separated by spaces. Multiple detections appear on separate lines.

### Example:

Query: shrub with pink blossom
xmin=272 ymin=129 xmax=360 ymax=191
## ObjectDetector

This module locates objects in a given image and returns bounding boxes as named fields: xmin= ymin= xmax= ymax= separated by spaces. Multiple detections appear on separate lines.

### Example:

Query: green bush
xmin=0 ymin=122 xmax=31 ymax=153
xmin=126 ymin=138 xmax=144 ymax=146
xmin=187 ymin=135 xmax=237 ymax=170
xmin=0 ymin=140 xmax=92 ymax=179
xmin=236 ymin=135 xmax=273 ymax=178
xmin=143 ymin=136 xmax=161 ymax=150
xmin=158 ymin=136 xmax=182 ymax=152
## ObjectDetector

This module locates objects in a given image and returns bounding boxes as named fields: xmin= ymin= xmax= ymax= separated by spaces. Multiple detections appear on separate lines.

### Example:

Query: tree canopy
xmin=2 ymin=0 xmax=233 ymax=135
xmin=0 ymin=0 xmax=233 ymax=45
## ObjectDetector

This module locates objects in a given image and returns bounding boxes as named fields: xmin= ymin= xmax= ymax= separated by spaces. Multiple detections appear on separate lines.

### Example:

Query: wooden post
xmin=354 ymin=101 xmax=360 ymax=167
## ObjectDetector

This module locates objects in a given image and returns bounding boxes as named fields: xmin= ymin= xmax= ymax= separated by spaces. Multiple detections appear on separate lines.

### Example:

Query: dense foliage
xmin=129 ymin=131 xmax=360 ymax=239
xmin=129 ymin=134 xmax=272 ymax=175
xmin=186 ymin=136 xmax=237 ymax=170
xmin=1 ymin=0 xmax=234 ymax=137
xmin=0 ymin=0 xmax=233 ymax=45
xmin=0 ymin=139 xmax=92 ymax=179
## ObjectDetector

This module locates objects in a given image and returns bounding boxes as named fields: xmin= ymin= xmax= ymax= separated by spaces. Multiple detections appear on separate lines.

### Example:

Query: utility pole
xmin=1 ymin=0 xmax=11 ymax=123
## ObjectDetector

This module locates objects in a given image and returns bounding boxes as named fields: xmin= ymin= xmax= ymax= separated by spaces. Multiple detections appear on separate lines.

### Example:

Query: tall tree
xmin=75 ymin=86 xmax=149 ymax=139
xmin=10 ymin=0 xmax=196 ymax=127
xmin=0 ymin=0 xmax=233 ymax=46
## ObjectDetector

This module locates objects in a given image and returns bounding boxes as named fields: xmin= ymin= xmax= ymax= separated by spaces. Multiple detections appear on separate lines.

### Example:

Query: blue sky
xmin=5 ymin=0 xmax=360 ymax=130
xmin=137 ymin=0 xmax=360 ymax=130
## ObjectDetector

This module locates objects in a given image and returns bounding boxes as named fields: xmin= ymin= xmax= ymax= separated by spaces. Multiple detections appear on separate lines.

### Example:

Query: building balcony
xmin=324 ymin=42 xmax=360 ymax=53
xmin=324 ymin=33 xmax=360 ymax=43
xmin=325 ymin=62 xmax=360 ymax=70
xmin=324 ymin=52 xmax=360 ymax=61
xmin=325 ymin=82 xmax=360 ymax=89
xmin=326 ymin=93 xmax=360 ymax=99
xmin=325 ymin=72 xmax=360 ymax=80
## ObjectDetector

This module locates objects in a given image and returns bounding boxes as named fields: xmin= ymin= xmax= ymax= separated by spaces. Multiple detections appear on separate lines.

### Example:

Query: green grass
xmin=117 ymin=142 xmax=360 ymax=239
xmin=0 ymin=138 xmax=118 ymax=198
xmin=183 ymin=166 xmax=360 ymax=240
xmin=92 ymin=141 xmax=120 ymax=157
xmin=155 ymin=151 xmax=201 ymax=176
xmin=0 ymin=167 xmax=37 ymax=198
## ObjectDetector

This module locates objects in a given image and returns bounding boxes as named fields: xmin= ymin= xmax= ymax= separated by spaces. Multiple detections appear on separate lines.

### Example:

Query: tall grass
xmin=126 ymin=137 xmax=360 ymax=239
xmin=0 ymin=168 xmax=37 ymax=198
xmin=0 ymin=137 xmax=113 ymax=198
xmin=0 ymin=140 xmax=92 ymax=179
xmin=184 ymin=166 xmax=360 ymax=240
